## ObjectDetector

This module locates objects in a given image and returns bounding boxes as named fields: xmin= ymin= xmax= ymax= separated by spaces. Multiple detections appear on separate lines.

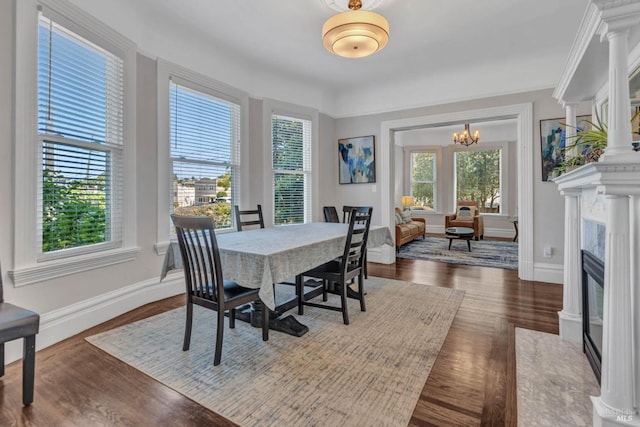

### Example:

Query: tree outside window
xmin=410 ymin=152 xmax=436 ymax=210
xmin=454 ymin=149 xmax=501 ymax=213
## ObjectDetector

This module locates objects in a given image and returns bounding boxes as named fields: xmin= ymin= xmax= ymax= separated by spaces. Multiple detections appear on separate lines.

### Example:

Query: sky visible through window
xmin=38 ymin=17 xmax=108 ymax=180
xmin=170 ymin=84 xmax=232 ymax=180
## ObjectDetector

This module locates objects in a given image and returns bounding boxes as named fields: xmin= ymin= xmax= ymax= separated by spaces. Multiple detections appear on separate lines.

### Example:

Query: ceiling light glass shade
xmin=322 ymin=10 xmax=389 ymax=58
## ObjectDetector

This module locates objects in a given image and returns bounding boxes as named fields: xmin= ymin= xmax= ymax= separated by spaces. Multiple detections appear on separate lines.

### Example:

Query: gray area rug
xmin=86 ymin=277 xmax=464 ymax=427
xmin=516 ymin=328 xmax=599 ymax=426
xmin=397 ymin=236 xmax=518 ymax=270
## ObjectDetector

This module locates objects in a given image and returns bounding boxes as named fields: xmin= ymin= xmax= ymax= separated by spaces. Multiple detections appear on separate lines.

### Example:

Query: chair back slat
xmin=340 ymin=207 xmax=373 ymax=275
xmin=235 ymin=205 xmax=265 ymax=231
xmin=171 ymin=215 xmax=224 ymax=303
xmin=323 ymin=206 xmax=340 ymax=223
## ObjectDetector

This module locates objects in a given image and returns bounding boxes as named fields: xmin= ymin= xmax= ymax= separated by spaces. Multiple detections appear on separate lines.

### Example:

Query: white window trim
xmin=155 ymin=59 xmax=249 ymax=255
xmin=403 ymin=146 xmax=442 ymax=213
xmin=262 ymin=99 xmax=320 ymax=226
xmin=449 ymin=141 xmax=510 ymax=217
xmin=11 ymin=0 xmax=138 ymax=287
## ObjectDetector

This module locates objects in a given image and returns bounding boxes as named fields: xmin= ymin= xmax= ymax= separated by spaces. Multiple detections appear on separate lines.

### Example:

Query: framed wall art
xmin=338 ymin=135 xmax=376 ymax=184
xmin=540 ymin=115 xmax=591 ymax=181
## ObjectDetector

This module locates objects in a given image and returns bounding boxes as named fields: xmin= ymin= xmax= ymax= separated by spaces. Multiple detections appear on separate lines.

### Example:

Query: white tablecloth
xmin=161 ymin=223 xmax=393 ymax=310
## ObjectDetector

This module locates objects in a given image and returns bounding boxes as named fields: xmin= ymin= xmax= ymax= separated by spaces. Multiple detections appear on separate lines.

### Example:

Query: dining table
xmin=161 ymin=222 xmax=393 ymax=335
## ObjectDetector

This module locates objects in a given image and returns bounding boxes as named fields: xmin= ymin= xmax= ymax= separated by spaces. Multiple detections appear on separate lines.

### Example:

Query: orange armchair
xmin=445 ymin=201 xmax=484 ymax=241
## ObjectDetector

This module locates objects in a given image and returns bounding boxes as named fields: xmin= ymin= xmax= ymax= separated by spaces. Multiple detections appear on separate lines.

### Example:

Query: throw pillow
xmin=401 ymin=209 xmax=412 ymax=224
xmin=394 ymin=212 xmax=403 ymax=225
xmin=455 ymin=205 xmax=477 ymax=221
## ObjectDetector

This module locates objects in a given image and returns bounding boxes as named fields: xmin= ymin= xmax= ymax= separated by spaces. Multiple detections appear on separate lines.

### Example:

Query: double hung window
xmin=37 ymin=13 xmax=124 ymax=257
xmin=408 ymin=151 xmax=436 ymax=211
xmin=271 ymin=114 xmax=312 ymax=225
xmin=169 ymin=81 xmax=241 ymax=230
xmin=454 ymin=148 xmax=502 ymax=214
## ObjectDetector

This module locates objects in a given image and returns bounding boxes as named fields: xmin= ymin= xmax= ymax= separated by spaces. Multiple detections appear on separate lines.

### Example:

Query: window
xmin=454 ymin=148 xmax=502 ymax=214
xmin=409 ymin=151 xmax=436 ymax=211
xmin=271 ymin=114 xmax=312 ymax=225
xmin=37 ymin=13 xmax=124 ymax=256
xmin=13 ymin=0 xmax=136 ymax=285
xmin=169 ymin=81 xmax=241 ymax=230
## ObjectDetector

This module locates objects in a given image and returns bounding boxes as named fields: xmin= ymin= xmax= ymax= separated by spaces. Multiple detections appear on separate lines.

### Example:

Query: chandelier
xmin=452 ymin=124 xmax=480 ymax=146
xmin=322 ymin=0 xmax=390 ymax=58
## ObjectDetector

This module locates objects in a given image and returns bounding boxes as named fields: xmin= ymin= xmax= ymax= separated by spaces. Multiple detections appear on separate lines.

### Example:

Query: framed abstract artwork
xmin=338 ymin=135 xmax=376 ymax=184
xmin=540 ymin=115 xmax=591 ymax=181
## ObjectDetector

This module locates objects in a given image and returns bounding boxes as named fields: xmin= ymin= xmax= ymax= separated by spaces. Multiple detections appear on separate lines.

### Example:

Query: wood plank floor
xmin=0 ymin=257 xmax=562 ymax=426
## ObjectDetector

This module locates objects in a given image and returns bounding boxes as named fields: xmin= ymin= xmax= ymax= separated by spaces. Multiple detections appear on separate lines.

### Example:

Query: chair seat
xmin=222 ymin=280 xmax=260 ymax=303
xmin=0 ymin=302 xmax=40 ymax=343
xmin=303 ymin=260 xmax=360 ymax=281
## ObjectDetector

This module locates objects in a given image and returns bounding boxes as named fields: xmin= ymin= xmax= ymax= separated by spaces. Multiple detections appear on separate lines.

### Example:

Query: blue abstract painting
xmin=338 ymin=135 xmax=376 ymax=184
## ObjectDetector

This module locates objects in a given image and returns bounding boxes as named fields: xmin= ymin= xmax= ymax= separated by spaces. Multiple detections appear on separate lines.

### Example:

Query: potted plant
xmin=564 ymin=109 xmax=608 ymax=163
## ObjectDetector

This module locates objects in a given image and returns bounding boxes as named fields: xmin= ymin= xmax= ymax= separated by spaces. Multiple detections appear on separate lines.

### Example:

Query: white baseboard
xmin=4 ymin=273 xmax=184 ymax=364
xmin=533 ymin=262 xmax=564 ymax=284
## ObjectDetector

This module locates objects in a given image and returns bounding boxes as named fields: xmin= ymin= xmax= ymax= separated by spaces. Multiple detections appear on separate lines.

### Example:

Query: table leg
xmin=467 ymin=239 xmax=471 ymax=252
xmin=448 ymin=238 xmax=453 ymax=250
xmin=234 ymin=301 xmax=309 ymax=337
xmin=513 ymin=220 xmax=518 ymax=242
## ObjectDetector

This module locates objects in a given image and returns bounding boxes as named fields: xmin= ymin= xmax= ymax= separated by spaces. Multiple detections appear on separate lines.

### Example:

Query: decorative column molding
xmin=633 ymin=195 xmax=640 ymax=416
xmin=558 ymin=188 xmax=582 ymax=343
xmin=565 ymin=103 xmax=578 ymax=158
xmin=592 ymin=186 xmax=637 ymax=427
xmin=601 ymin=29 xmax=634 ymax=161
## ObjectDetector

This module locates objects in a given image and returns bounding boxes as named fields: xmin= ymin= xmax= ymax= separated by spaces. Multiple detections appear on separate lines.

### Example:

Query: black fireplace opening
xmin=582 ymin=249 xmax=604 ymax=384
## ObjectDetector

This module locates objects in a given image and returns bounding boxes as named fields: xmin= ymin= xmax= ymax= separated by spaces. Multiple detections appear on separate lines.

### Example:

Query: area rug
xmin=516 ymin=328 xmax=599 ymax=427
xmin=397 ymin=236 xmax=518 ymax=270
xmin=86 ymin=277 xmax=464 ymax=427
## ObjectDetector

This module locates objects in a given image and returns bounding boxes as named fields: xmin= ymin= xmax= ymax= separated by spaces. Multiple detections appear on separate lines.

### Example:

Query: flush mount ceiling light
xmin=322 ymin=0 xmax=390 ymax=58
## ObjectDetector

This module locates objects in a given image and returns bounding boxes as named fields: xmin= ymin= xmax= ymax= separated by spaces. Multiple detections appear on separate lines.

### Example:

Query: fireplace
xmin=581 ymin=249 xmax=604 ymax=384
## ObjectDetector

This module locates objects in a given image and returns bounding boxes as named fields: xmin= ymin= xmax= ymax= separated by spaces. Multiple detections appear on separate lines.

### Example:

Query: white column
xmin=565 ymin=103 xmax=578 ymax=158
xmin=558 ymin=189 xmax=582 ymax=342
xmin=601 ymin=30 xmax=634 ymax=162
xmin=592 ymin=193 xmax=637 ymax=426
xmin=632 ymin=195 xmax=640 ymax=417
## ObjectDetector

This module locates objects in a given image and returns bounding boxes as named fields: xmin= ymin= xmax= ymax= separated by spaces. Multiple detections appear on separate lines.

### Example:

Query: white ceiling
xmin=69 ymin=0 xmax=590 ymax=116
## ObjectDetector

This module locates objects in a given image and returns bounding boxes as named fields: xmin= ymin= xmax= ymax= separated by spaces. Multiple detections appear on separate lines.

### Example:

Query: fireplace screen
xmin=582 ymin=250 xmax=604 ymax=384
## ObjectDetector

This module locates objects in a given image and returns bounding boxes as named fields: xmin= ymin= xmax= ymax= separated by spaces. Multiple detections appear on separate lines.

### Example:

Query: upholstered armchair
xmin=444 ymin=201 xmax=484 ymax=241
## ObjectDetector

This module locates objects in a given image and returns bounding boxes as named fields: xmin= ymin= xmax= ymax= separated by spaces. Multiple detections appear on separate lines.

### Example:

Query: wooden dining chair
xmin=342 ymin=205 xmax=372 ymax=278
xmin=295 ymin=207 xmax=373 ymax=325
xmin=171 ymin=215 xmax=269 ymax=366
xmin=341 ymin=205 xmax=356 ymax=223
xmin=0 ymin=261 xmax=40 ymax=405
xmin=323 ymin=206 xmax=340 ymax=223
xmin=234 ymin=205 xmax=264 ymax=231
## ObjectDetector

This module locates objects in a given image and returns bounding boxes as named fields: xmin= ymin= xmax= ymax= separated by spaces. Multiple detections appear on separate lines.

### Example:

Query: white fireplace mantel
xmin=555 ymin=162 xmax=640 ymax=193
xmin=553 ymin=1 xmax=640 ymax=425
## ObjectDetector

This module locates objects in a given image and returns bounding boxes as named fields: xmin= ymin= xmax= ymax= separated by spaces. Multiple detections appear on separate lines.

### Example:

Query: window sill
xmin=9 ymin=246 xmax=140 ymax=287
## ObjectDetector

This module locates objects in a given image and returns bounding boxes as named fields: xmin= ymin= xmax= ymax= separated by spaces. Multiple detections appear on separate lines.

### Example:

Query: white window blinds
xmin=272 ymin=114 xmax=312 ymax=225
xmin=170 ymin=81 xmax=241 ymax=230
xmin=37 ymin=13 xmax=124 ymax=256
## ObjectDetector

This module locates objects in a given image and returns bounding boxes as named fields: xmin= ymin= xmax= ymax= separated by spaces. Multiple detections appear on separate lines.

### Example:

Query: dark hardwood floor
xmin=0 ymin=257 xmax=562 ymax=426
